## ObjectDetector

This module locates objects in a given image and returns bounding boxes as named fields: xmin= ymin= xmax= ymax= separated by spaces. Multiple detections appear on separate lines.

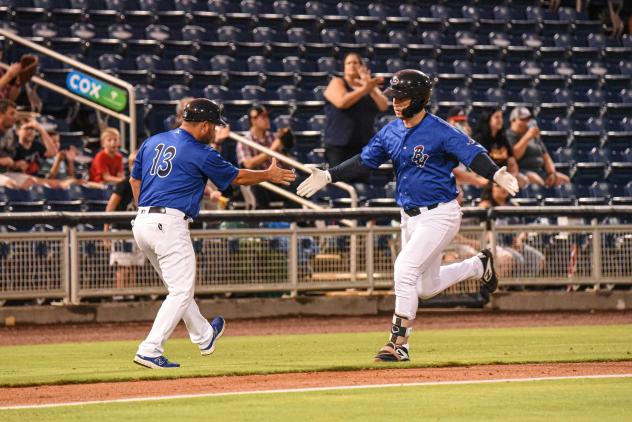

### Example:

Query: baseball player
xmin=297 ymin=70 xmax=519 ymax=362
xmin=130 ymin=98 xmax=296 ymax=368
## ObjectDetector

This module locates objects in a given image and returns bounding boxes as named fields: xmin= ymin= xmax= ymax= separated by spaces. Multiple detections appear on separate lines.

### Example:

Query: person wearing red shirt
xmin=90 ymin=127 xmax=124 ymax=184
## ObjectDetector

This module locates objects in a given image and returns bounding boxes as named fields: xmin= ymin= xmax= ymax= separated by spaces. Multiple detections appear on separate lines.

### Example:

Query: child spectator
xmin=89 ymin=127 xmax=124 ymax=184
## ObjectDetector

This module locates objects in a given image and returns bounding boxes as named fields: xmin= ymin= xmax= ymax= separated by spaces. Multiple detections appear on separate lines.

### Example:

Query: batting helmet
xmin=182 ymin=98 xmax=228 ymax=126
xmin=384 ymin=69 xmax=433 ymax=119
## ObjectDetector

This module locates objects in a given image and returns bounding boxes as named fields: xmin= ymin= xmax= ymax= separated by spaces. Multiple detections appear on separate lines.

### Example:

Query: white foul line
xmin=2 ymin=373 xmax=632 ymax=411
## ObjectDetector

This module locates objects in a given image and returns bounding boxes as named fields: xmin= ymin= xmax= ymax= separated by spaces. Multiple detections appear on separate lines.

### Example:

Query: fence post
xmin=366 ymin=222 xmax=374 ymax=294
xmin=62 ymin=225 xmax=71 ymax=304
xmin=69 ymin=226 xmax=80 ymax=304
xmin=591 ymin=218 xmax=602 ymax=283
xmin=350 ymin=221 xmax=357 ymax=282
xmin=289 ymin=223 xmax=298 ymax=297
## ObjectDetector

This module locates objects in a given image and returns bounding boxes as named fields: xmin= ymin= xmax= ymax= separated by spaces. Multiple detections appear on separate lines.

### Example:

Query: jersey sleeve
xmin=360 ymin=128 xmax=389 ymax=169
xmin=131 ymin=144 xmax=144 ymax=180
xmin=445 ymin=129 xmax=488 ymax=167
xmin=200 ymin=149 xmax=239 ymax=191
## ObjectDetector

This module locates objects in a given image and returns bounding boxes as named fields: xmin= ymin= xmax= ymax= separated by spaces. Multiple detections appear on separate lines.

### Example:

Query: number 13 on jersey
xmin=150 ymin=144 xmax=177 ymax=177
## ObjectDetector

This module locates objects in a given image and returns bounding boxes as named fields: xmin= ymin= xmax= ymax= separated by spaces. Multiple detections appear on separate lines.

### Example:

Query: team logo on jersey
xmin=412 ymin=145 xmax=430 ymax=168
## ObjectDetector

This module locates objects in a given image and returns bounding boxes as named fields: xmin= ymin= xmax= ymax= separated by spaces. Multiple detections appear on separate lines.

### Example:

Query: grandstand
xmin=0 ymin=0 xmax=630 ymax=210
xmin=0 ymin=0 xmax=631 ymax=305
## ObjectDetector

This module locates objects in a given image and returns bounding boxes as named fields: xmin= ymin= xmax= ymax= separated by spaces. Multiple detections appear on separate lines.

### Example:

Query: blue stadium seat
xmin=98 ymin=53 xmax=123 ymax=72
xmin=32 ymin=186 xmax=83 ymax=211
xmin=418 ymin=59 xmax=438 ymax=75
xmin=173 ymin=54 xmax=199 ymax=72
xmin=307 ymin=114 xmax=326 ymax=131
xmin=167 ymin=84 xmax=190 ymax=100
xmin=240 ymin=85 xmax=267 ymax=101
xmin=217 ymin=25 xmax=243 ymax=42
xmin=203 ymin=84 xmax=230 ymax=101
xmin=3 ymin=187 xmax=46 ymax=212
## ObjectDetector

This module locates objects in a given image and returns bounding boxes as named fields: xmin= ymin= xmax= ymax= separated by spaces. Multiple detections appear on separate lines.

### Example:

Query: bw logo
xmin=412 ymin=145 xmax=429 ymax=168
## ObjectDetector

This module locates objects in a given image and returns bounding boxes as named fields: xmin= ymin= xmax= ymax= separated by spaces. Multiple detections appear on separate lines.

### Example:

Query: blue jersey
xmin=131 ymin=128 xmax=239 ymax=218
xmin=361 ymin=114 xmax=486 ymax=209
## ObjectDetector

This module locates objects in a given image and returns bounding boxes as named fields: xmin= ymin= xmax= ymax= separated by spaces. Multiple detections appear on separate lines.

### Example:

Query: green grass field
xmin=0 ymin=324 xmax=630 ymax=387
xmin=2 ymin=377 xmax=632 ymax=421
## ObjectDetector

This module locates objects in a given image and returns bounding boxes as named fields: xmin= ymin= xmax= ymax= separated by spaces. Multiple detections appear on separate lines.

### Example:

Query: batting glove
xmin=493 ymin=166 xmax=519 ymax=196
xmin=297 ymin=168 xmax=331 ymax=198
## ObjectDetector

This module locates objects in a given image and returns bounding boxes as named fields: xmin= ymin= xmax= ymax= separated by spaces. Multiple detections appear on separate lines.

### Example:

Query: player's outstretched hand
xmin=296 ymin=167 xmax=332 ymax=198
xmin=266 ymin=158 xmax=296 ymax=185
xmin=493 ymin=166 xmax=519 ymax=196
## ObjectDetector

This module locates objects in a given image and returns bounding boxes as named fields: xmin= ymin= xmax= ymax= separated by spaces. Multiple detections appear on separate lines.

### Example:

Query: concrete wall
xmin=1 ymin=292 xmax=631 ymax=326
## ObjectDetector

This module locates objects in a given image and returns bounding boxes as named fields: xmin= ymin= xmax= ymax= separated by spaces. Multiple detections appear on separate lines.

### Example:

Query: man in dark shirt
xmin=505 ymin=107 xmax=570 ymax=187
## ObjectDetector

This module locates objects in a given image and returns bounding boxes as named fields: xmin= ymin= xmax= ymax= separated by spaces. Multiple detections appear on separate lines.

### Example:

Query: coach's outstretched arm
xmin=233 ymin=157 xmax=296 ymax=186
xmin=297 ymin=154 xmax=371 ymax=198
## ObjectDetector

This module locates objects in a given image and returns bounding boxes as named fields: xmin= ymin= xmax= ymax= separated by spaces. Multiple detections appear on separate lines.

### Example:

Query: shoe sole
xmin=481 ymin=249 xmax=498 ymax=294
xmin=133 ymin=355 xmax=179 ymax=369
xmin=201 ymin=319 xmax=225 ymax=356
xmin=374 ymin=355 xmax=410 ymax=362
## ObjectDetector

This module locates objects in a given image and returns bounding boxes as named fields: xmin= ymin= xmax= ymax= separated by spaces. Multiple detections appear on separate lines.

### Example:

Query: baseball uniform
xmin=132 ymin=127 xmax=236 ymax=366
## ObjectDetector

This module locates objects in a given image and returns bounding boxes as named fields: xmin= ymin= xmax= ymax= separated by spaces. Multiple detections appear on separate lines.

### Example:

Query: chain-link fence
xmin=1 ymin=208 xmax=631 ymax=303
xmin=0 ymin=229 xmax=68 ymax=300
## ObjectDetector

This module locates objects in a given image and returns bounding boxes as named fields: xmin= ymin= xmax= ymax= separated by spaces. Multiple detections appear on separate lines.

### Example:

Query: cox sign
xmin=66 ymin=70 xmax=127 ymax=112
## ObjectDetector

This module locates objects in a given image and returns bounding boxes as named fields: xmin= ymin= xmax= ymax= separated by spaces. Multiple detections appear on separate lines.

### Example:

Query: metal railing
xmin=0 ymin=29 xmax=138 ymax=151
xmin=0 ymin=207 xmax=631 ymax=303
xmin=228 ymin=131 xmax=358 ymax=210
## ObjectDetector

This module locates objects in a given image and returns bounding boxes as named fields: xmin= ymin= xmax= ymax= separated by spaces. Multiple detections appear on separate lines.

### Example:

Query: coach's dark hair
xmin=0 ymin=99 xmax=16 ymax=114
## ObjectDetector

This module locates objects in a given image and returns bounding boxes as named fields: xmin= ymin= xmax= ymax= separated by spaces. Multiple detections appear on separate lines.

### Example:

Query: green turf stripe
xmin=0 ymin=324 xmax=630 ymax=387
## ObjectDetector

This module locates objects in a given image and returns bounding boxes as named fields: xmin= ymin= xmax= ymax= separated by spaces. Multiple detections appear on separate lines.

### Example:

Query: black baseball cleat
xmin=478 ymin=248 xmax=498 ymax=295
xmin=374 ymin=342 xmax=410 ymax=362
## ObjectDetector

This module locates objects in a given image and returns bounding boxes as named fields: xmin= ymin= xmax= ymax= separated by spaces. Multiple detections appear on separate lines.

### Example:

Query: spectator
xmin=104 ymin=150 xmax=145 ymax=292
xmin=479 ymin=182 xmax=545 ymax=278
xmin=446 ymin=106 xmax=472 ymax=136
xmin=12 ymin=118 xmax=58 ymax=178
xmin=89 ymin=127 xmax=124 ymax=184
xmin=171 ymin=96 xmax=195 ymax=129
xmin=236 ymin=105 xmax=293 ymax=209
xmin=0 ymin=60 xmax=22 ymax=102
xmin=46 ymin=130 xmax=78 ymax=180
xmin=0 ymin=99 xmax=19 ymax=187
xmin=472 ymin=108 xmax=525 ymax=187
xmin=323 ymin=53 xmax=388 ymax=167
xmin=506 ymin=107 xmax=570 ymax=187
xmin=446 ymin=107 xmax=487 ymax=191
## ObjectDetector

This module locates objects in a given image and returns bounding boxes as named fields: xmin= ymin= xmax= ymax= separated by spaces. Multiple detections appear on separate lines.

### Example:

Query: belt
xmin=403 ymin=203 xmax=439 ymax=217
xmin=139 ymin=206 xmax=191 ymax=220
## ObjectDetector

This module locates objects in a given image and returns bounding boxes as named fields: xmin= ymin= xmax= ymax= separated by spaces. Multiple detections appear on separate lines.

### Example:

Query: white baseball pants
xmin=394 ymin=200 xmax=483 ymax=319
xmin=132 ymin=207 xmax=214 ymax=357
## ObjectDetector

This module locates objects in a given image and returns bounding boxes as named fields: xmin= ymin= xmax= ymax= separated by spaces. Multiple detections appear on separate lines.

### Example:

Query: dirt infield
xmin=1 ymin=311 xmax=631 ymax=407
xmin=2 ymin=362 xmax=632 ymax=407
